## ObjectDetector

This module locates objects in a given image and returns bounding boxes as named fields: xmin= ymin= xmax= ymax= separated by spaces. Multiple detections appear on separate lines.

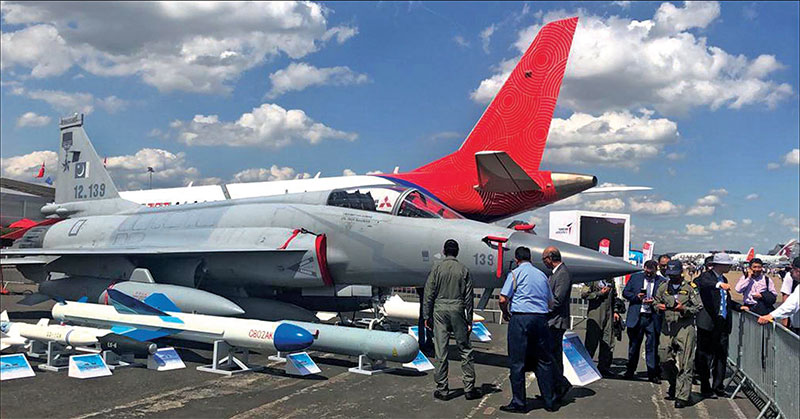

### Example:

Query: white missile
xmin=379 ymin=295 xmax=485 ymax=323
xmin=1 ymin=310 xmax=108 ymax=348
xmin=52 ymin=289 xmax=315 ymax=354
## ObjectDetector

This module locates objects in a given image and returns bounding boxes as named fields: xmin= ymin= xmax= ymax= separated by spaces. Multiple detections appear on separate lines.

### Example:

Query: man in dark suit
xmin=623 ymin=260 xmax=664 ymax=383
xmin=695 ymin=252 xmax=747 ymax=397
xmin=542 ymin=246 xmax=573 ymax=401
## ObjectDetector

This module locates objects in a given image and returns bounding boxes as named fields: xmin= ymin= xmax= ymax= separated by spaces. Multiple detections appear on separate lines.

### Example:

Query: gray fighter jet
xmin=1 ymin=115 xmax=638 ymax=320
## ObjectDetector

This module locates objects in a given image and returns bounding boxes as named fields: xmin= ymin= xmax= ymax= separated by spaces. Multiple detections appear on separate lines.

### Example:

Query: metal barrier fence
xmin=727 ymin=310 xmax=800 ymax=419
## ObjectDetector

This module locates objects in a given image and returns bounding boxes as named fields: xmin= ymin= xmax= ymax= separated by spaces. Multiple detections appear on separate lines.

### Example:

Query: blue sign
xmin=403 ymin=350 xmax=434 ymax=372
xmin=1 ymin=354 xmax=35 ymax=381
xmin=148 ymin=347 xmax=185 ymax=371
xmin=471 ymin=322 xmax=492 ymax=342
xmin=562 ymin=333 xmax=601 ymax=385
xmin=286 ymin=352 xmax=321 ymax=375
xmin=69 ymin=354 xmax=112 ymax=379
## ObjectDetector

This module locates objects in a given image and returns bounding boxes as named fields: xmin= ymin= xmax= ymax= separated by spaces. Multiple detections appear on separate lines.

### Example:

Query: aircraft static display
xmin=672 ymin=240 xmax=798 ymax=266
xmin=80 ymin=17 xmax=646 ymax=223
xmin=0 ymin=114 xmax=638 ymax=321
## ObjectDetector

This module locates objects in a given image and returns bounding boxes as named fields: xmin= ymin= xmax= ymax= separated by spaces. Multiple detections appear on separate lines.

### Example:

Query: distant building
xmin=0 ymin=178 xmax=54 ymax=228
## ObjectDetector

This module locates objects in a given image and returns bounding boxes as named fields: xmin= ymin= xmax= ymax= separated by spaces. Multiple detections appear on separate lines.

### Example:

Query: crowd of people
xmin=420 ymin=239 xmax=800 ymax=413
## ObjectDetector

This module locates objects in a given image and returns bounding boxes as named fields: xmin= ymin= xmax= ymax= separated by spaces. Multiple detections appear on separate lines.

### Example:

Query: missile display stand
xmin=34 ymin=341 xmax=72 ymax=372
xmin=348 ymin=355 xmax=395 ymax=376
xmin=197 ymin=340 xmax=264 ymax=376
xmin=102 ymin=351 xmax=139 ymax=370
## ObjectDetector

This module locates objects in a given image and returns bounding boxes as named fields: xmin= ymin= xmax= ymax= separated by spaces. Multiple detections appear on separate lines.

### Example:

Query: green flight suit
xmin=423 ymin=256 xmax=475 ymax=393
xmin=581 ymin=280 xmax=616 ymax=373
xmin=654 ymin=280 xmax=703 ymax=402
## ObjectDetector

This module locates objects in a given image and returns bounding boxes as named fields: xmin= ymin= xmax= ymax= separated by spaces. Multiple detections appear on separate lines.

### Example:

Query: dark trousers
xmin=549 ymin=327 xmax=573 ymax=391
xmin=626 ymin=313 xmax=659 ymax=376
xmin=697 ymin=327 xmax=729 ymax=392
xmin=585 ymin=321 xmax=613 ymax=373
xmin=416 ymin=287 xmax=432 ymax=350
xmin=508 ymin=314 xmax=555 ymax=409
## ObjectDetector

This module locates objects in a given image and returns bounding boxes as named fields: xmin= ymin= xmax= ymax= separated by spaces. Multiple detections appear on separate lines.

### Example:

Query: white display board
xmin=0 ymin=354 xmax=36 ymax=381
xmin=147 ymin=347 xmax=185 ymax=371
xmin=69 ymin=354 xmax=112 ymax=379
xmin=403 ymin=351 xmax=435 ymax=372
xmin=561 ymin=331 xmax=601 ymax=386
xmin=285 ymin=352 xmax=321 ymax=376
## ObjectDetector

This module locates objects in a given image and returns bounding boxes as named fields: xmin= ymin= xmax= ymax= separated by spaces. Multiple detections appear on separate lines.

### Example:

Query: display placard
xmin=1 ymin=354 xmax=36 ymax=381
xmin=561 ymin=332 xmax=601 ymax=386
xmin=471 ymin=322 xmax=492 ymax=342
xmin=403 ymin=350 xmax=434 ymax=372
xmin=408 ymin=326 xmax=419 ymax=341
xmin=68 ymin=354 xmax=112 ymax=379
xmin=147 ymin=347 xmax=185 ymax=371
xmin=285 ymin=352 xmax=321 ymax=376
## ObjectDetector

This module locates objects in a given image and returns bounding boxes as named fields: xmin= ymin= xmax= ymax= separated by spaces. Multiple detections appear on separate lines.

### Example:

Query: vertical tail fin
xmin=55 ymin=114 xmax=120 ymax=203
xmin=746 ymin=247 xmax=755 ymax=262
xmin=779 ymin=239 xmax=798 ymax=258
xmin=414 ymin=17 xmax=578 ymax=173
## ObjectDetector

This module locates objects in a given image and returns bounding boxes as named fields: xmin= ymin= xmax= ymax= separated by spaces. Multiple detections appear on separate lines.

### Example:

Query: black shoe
xmin=499 ymin=403 xmax=526 ymax=414
xmin=675 ymin=399 xmax=688 ymax=408
xmin=624 ymin=371 xmax=635 ymax=380
xmin=665 ymin=387 xmax=675 ymax=400
xmin=714 ymin=389 xmax=726 ymax=397
xmin=544 ymin=404 xmax=560 ymax=412
xmin=600 ymin=370 xmax=618 ymax=378
xmin=555 ymin=383 xmax=573 ymax=402
xmin=701 ymin=390 xmax=716 ymax=399
xmin=433 ymin=390 xmax=449 ymax=401
xmin=465 ymin=389 xmax=481 ymax=400
xmin=649 ymin=376 xmax=661 ymax=384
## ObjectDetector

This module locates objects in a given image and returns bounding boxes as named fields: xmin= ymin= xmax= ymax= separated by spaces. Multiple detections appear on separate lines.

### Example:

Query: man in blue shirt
xmin=498 ymin=247 xmax=557 ymax=413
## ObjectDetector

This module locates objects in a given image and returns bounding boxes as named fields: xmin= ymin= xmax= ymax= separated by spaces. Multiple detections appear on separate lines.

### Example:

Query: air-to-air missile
xmin=2 ymin=114 xmax=639 ymax=323
xmin=0 ymin=310 xmax=156 ymax=356
xmin=377 ymin=294 xmax=485 ymax=324
xmin=53 ymin=289 xmax=316 ymax=354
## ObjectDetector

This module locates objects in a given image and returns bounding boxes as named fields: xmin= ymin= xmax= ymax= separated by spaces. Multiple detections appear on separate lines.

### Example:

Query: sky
xmin=1 ymin=1 xmax=798 ymax=254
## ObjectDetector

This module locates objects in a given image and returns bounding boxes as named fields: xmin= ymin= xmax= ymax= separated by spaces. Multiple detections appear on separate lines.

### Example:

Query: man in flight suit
xmin=654 ymin=260 xmax=703 ymax=408
xmin=423 ymin=239 xmax=479 ymax=401
xmin=581 ymin=278 xmax=620 ymax=377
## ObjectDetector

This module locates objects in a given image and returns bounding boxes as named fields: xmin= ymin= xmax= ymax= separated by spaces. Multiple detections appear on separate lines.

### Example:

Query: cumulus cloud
xmin=784 ymin=149 xmax=800 ymax=165
xmin=480 ymin=24 xmax=496 ymax=53
xmin=741 ymin=218 xmax=752 ymax=225
xmin=0 ymin=148 xmax=205 ymax=189
xmin=169 ymin=103 xmax=357 ymax=148
xmin=453 ymin=35 xmax=470 ymax=48
xmin=105 ymin=148 xmax=205 ymax=190
xmin=628 ymin=196 xmax=681 ymax=215
xmin=585 ymin=198 xmax=626 ymax=211
xmin=543 ymin=110 xmax=679 ymax=167
xmin=0 ymin=150 xmax=58 ymax=179
xmin=686 ymin=205 xmax=715 ymax=216
xmin=472 ymin=2 xmax=792 ymax=115
xmin=745 ymin=193 xmax=759 ymax=200
xmin=1 ymin=2 xmax=357 ymax=94
xmin=770 ymin=212 xmax=800 ymax=234
xmin=12 ymin=87 xmax=127 ymax=115
xmin=696 ymin=194 xmax=721 ymax=206
xmin=16 ymin=112 xmax=51 ymax=128
xmin=266 ymin=62 xmax=368 ymax=98
xmin=342 ymin=168 xmax=357 ymax=176
xmin=767 ymin=162 xmax=781 ymax=170
xmin=232 ymin=166 xmax=312 ymax=182
xmin=709 ymin=219 xmax=737 ymax=231
xmin=685 ymin=224 xmax=708 ymax=236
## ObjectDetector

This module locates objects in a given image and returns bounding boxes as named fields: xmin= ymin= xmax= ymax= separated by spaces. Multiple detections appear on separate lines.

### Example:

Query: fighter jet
xmin=0 ymin=114 xmax=638 ymax=321
xmin=71 ymin=17 xmax=647 ymax=223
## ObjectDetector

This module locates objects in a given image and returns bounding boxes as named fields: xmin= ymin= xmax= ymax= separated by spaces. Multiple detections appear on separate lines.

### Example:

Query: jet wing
xmin=0 ymin=247 xmax=308 ymax=256
xmin=474 ymin=151 xmax=541 ymax=193
xmin=0 ymin=257 xmax=54 ymax=265
xmin=582 ymin=186 xmax=652 ymax=194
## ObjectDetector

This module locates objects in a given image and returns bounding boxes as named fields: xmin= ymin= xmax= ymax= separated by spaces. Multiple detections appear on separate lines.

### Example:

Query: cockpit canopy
xmin=327 ymin=186 xmax=464 ymax=219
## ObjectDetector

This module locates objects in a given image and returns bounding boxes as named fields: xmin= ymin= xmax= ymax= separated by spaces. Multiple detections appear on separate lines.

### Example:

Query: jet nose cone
xmin=509 ymin=233 xmax=640 ymax=283
xmin=274 ymin=323 xmax=315 ymax=352
xmin=557 ymin=244 xmax=640 ymax=282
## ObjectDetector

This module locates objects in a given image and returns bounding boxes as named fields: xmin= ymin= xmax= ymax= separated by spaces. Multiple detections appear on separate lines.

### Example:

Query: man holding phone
xmin=623 ymin=260 xmax=665 ymax=382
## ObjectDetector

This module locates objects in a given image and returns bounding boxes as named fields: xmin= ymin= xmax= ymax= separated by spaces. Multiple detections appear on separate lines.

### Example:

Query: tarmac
xmin=0 ymin=285 xmax=762 ymax=419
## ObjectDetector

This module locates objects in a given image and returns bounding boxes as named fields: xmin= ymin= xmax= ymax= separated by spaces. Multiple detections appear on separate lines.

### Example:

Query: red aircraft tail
xmin=746 ymin=247 xmax=755 ymax=262
xmin=413 ymin=17 xmax=578 ymax=174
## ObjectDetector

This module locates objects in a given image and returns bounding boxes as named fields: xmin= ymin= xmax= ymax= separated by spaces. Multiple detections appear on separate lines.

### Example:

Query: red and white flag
xmin=598 ymin=238 xmax=610 ymax=255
